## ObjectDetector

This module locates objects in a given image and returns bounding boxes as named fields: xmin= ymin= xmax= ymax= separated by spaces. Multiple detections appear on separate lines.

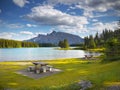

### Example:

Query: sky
xmin=0 ymin=0 xmax=120 ymax=40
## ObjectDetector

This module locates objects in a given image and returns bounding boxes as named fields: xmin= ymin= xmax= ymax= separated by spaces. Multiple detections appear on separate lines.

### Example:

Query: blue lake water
xmin=0 ymin=47 xmax=100 ymax=61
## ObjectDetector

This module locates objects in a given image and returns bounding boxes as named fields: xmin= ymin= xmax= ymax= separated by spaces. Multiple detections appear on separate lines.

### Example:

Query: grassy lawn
xmin=87 ymin=48 xmax=105 ymax=52
xmin=0 ymin=58 xmax=120 ymax=90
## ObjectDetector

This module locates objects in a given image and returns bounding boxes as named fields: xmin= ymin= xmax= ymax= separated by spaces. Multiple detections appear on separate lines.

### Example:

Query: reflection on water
xmin=0 ymin=47 xmax=100 ymax=61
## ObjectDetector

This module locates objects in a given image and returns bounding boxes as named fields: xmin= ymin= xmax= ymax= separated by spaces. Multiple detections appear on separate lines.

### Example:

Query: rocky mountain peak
xmin=27 ymin=31 xmax=84 ymax=45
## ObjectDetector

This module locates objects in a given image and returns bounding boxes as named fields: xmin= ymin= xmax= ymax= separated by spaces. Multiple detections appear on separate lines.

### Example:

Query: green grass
xmin=87 ymin=48 xmax=105 ymax=52
xmin=0 ymin=58 xmax=120 ymax=90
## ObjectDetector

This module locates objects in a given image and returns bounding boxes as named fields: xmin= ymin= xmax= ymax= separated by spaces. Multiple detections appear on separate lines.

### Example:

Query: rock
xmin=78 ymin=80 xmax=92 ymax=90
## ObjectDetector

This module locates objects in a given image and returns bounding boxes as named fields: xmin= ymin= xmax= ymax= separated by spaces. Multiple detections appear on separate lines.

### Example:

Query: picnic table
xmin=32 ymin=62 xmax=48 ymax=66
xmin=28 ymin=62 xmax=53 ymax=74
xmin=84 ymin=55 xmax=93 ymax=59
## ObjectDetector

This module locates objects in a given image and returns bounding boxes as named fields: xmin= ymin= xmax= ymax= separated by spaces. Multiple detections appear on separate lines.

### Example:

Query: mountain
xmin=26 ymin=31 xmax=84 ymax=45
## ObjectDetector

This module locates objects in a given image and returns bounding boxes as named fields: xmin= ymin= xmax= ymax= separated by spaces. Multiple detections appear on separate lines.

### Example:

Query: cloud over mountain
xmin=25 ymin=5 xmax=88 ymax=26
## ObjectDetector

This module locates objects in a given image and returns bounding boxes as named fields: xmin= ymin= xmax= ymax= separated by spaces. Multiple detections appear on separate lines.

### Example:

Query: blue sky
xmin=0 ymin=0 xmax=120 ymax=40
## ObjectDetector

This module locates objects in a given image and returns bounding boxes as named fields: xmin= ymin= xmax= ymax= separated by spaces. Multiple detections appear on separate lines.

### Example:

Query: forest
xmin=0 ymin=39 xmax=39 ymax=48
xmin=84 ymin=22 xmax=120 ymax=61
xmin=84 ymin=28 xmax=120 ymax=49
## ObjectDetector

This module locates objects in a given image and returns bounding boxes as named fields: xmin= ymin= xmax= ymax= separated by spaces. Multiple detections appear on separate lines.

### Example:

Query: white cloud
xmin=0 ymin=32 xmax=18 ymax=39
xmin=89 ymin=21 xmax=118 ymax=33
xmin=35 ymin=32 xmax=47 ymax=36
xmin=20 ymin=31 xmax=33 ymax=35
xmin=7 ymin=24 xmax=24 ymax=28
xmin=12 ymin=0 xmax=29 ymax=7
xmin=82 ymin=10 xmax=93 ymax=18
xmin=24 ymin=5 xmax=89 ymax=38
xmin=19 ymin=31 xmax=41 ymax=40
xmin=56 ymin=21 xmax=119 ymax=37
xmin=46 ymin=0 xmax=120 ymax=17
xmin=92 ymin=19 xmax=98 ymax=22
xmin=46 ymin=0 xmax=79 ymax=5
xmin=52 ymin=25 xmax=88 ymax=37
xmin=25 ymin=5 xmax=88 ymax=27
xmin=26 ymin=24 xmax=37 ymax=27
xmin=47 ymin=0 xmax=120 ymax=12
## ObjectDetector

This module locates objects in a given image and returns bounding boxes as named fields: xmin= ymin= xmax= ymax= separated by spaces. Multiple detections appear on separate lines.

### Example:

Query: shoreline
xmin=0 ymin=57 xmax=83 ymax=62
xmin=0 ymin=56 xmax=100 ymax=62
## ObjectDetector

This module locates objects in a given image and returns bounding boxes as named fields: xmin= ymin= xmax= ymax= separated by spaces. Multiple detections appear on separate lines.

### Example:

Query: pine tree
xmin=58 ymin=39 xmax=69 ymax=48
xmin=64 ymin=39 xmax=69 ymax=48
xmin=58 ymin=41 xmax=64 ymax=48
xmin=94 ymin=32 xmax=99 ymax=46
xmin=105 ymin=38 xmax=120 ymax=61
xmin=84 ymin=36 xmax=89 ymax=49
xmin=89 ymin=35 xmax=96 ymax=49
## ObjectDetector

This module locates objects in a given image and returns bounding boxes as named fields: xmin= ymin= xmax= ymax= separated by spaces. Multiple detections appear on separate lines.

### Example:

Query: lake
xmin=0 ymin=47 xmax=100 ymax=61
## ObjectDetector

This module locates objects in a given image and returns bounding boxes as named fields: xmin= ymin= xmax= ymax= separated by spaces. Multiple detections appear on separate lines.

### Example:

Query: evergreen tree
xmin=58 ymin=41 xmax=64 ymax=48
xmin=105 ymin=38 xmax=120 ymax=61
xmin=89 ymin=35 xmax=96 ymax=49
xmin=64 ymin=39 xmax=69 ymax=48
xmin=84 ymin=36 xmax=89 ymax=49
xmin=58 ymin=39 xmax=69 ymax=48
xmin=94 ymin=32 xmax=99 ymax=46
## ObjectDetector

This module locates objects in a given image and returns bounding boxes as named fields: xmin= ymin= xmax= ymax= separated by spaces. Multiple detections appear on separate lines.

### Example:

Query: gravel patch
xmin=16 ymin=68 xmax=62 ymax=79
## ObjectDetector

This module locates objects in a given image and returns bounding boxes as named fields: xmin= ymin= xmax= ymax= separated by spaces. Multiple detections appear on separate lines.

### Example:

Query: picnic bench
xmin=84 ymin=55 xmax=93 ymax=59
xmin=28 ymin=62 xmax=53 ymax=74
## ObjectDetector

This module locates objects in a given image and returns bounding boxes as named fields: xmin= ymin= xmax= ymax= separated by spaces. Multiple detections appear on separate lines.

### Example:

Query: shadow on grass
xmin=0 ymin=83 xmax=81 ymax=90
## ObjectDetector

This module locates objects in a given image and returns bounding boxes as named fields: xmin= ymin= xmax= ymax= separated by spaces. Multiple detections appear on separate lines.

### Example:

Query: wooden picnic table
xmin=84 ymin=55 xmax=93 ymax=59
xmin=32 ymin=62 xmax=48 ymax=66
xmin=29 ymin=62 xmax=53 ymax=73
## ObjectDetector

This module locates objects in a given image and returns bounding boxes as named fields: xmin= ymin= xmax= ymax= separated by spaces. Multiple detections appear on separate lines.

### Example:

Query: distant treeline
xmin=38 ymin=43 xmax=82 ymax=47
xmin=39 ymin=43 xmax=56 ymax=47
xmin=0 ymin=39 xmax=39 ymax=48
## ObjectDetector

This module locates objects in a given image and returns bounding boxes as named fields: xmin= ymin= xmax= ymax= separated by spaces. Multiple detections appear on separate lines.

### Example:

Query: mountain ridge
xmin=26 ymin=31 xmax=84 ymax=45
